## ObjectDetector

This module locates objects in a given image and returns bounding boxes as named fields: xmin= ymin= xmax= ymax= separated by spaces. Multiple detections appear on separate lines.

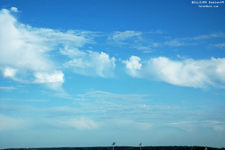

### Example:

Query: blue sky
xmin=0 ymin=0 xmax=225 ymax=149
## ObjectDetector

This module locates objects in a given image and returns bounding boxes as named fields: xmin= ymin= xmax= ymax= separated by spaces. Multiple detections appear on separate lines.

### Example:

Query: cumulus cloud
xmin=34 ymin=71 xmax=64 ymax=84
xmin=0 ymin=9 xmax=54 ymax=72
xmin=149 ymin=57 xmax=225 ymax=88
xmin=0 ymin=8 xmax=96 ymax=90
xmin=123 ymin=56 xmax=225 ymax=89
xmin=33 ymin=71 xmax=64 ymax=91
xmin=2 ymin=68 xmax=17 ymax=79
xmin=0 ymin=8 xmax=116 ymax=83
xmin=62 ymin=47 xmax=116 ymax=77
xmin=10 ymin=7 xmax=19 ymax=12
xmin=122 ymin=56 xmax=142 ymax=77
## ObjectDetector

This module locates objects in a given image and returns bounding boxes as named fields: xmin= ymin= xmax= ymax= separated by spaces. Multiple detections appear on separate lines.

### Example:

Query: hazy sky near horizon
xmin=0 ymin=0 xmax=225 ymax=149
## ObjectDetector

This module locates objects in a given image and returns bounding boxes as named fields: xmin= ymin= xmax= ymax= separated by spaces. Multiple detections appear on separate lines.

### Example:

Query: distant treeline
xmin=2 ymin=146 xmax=225 ymax=150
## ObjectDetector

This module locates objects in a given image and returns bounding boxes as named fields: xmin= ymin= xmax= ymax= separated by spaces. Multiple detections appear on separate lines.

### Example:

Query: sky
xmin=0 ymin=0 xmax=225 ymax=149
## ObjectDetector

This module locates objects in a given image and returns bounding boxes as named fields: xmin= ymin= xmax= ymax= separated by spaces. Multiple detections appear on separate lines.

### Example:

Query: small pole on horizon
xmin=139 ymin=143 xmax=142 ymax=150
xmin=112 ymin=142 xmax=116 ymax=150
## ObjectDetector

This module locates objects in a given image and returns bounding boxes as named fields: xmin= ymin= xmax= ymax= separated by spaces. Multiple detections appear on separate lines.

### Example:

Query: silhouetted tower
xmin=112 ymin=142 xmax=116 ymax=150
xmin=139 ymin=143 xmax=142 ymax=150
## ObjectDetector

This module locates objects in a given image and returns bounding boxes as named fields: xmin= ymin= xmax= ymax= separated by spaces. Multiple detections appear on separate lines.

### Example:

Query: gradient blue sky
xmin=0 ymin=0 xmax=225 ymax=149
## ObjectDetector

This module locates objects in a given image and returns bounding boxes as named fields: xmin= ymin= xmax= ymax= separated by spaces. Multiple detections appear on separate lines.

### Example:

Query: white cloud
xmin=167 ymin=120 xmax=225 ymax=132
xmin=0 ymin=8 xmax=116 ymax=85
xmin=10 ymin=7 xmax=19 ymax=12
xmin=57 ymin=117 xmax=99 ymax=130
xmin=133 ymin=46 xmax=153 ymax=53
xmin=167 ymin=121 xmax=198 ymax=132
xmin=109 ymin=30 xmax=163 ymax=52
xmin=109 ymin=120 xmax=152 ymax=131
xmin=189 ymin=32 xmax=225 ymax=40
xmin=0 ymin=114 xmax=28 ymax=131
xmin=122 ymin=56 xmax=142 ymax=77
xmin=0 ymin=8 xmax=95 ymax=90
xmin=0 ymin=86 xmax=16 ymax=90
xmin=60 ymin=46 xmax=87 ymax=58
xmin=62 ymin=48 xmax=116 ymax=78
xmin=34 ymin=71 xmax=64 ymax=84
xmin=163 ymin=32 xmax=225 ymax=47
xmin=79 ymin=91 xmax=149 ymax=101
xmin=110 ymin=30 xmax=142 ymax=41
xmin=134 ymin=46 xmax=152 ymax=51
xmin=3 ymin=68 xmax=17 ymax=78
xmin=164 ymin=40 xmax=186 ymax=47
xmin=203 ymin=120 xmax=225 ymax=132
xmin=0 ymin=9 xmax=53 ymax=72
xmin=149 ymin=57 xmax=208 ymax=87
xmin=149 ymin=57 xmax=225 ymax=88
xmin=210 ymin=43 xmax=225 ymax=50
xmin=33 ymin=71 xmax=64 ymax=91
xmin=148 ymin=29 xmax=167 ymax=34
xmin=124 ymin=56 xmax=225 ymax=89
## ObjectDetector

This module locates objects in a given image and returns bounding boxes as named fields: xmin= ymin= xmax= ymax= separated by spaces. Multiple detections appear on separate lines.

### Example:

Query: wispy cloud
xmin=188 ymin=32 xmax=225 ymax=40
xmin=166 ymin=121 xmax=199 ymax=132
xmin=78 ymin=91 xmax=149 ymax=101
xmin=108 ymin=119 xmax=152 ymax=130
xmin=0 ymin=86 xmax=16 ymax=91
xmin=132 ymin=46 xmax=153 ymax=53
xmin=164 ymin=39 xmax=186 ymax=47
xmin=163 ymin=32 xmax=225 ymax=47
xmin=147 ymin=29 xmax=167 ymax=34
xmin=108 ymin=30 xmax=155 ymax=52
xmin=56 ymin=117 xmax=100 ymax=130
xmin=167 ymin=120 xmax=225 ymax=132
xmin=0 ymin=114 xmax=28 ymax=131
xmin=76 ymin=91 xmax=183 ymax=123
xmin=1 ymin=95 xmax=224 ymax=132
xmin=204 ymin=120 xmax=225 ymax=132
xmin=108 ymin=30 xmax=225 ymax=51
xmin=109 ymin=30 xmax=142 ymax=41
xmin=0 ymin=98 xmax=47 ymax=102
xmin=209 ymin=43 xmax=225 ymax=50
